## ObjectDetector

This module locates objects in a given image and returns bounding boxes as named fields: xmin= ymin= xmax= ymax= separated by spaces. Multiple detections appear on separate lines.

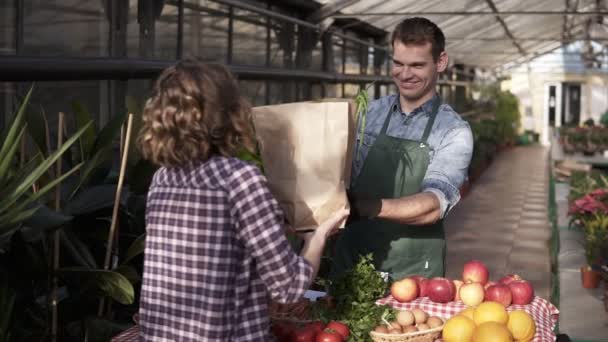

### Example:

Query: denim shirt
xmin=352 ymin=94 xmax=474 ymax=218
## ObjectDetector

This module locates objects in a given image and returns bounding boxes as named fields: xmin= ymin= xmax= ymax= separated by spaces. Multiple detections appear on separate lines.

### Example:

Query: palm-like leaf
xmin=0 ymin=85 xmax=93 ymax=245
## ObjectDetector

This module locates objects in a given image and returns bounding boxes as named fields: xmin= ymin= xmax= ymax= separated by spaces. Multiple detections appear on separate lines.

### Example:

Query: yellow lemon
xmin=507 ymin=310 xmax=536 ymax=342
xmin=473 ymin=322 xmax=513 ymax=342
xmin=459 ymin=307 xmax=476 ymax=321
xmin=443 ymin=315 xmax=476 ymax=342
xmin=474 ymin=301 xmax=509 ymax=325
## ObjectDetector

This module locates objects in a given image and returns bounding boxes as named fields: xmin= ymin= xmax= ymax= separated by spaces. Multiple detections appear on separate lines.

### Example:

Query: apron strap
xmin=379 ymin=97 xmax=398 ymax=135
xmin=421 ymin=96 xmax=441 ymax=143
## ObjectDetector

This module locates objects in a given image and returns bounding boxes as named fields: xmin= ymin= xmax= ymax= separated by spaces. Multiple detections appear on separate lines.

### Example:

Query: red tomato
xmin=294 ymin=328 xmax=316 ymax=342
xmin=271 ymin=322 xmax=295 ymax=342
xmin=315 ymin=330 xmax=343 ymax=342
xmin=306 ymin=321 xmax=326 ymax=335
xmin=326 ymin=321 xmax=349 ymax=340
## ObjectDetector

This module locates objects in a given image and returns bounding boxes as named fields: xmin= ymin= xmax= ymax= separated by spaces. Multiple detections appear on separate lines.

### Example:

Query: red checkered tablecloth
xmin=376 ymin=295 xmax=559 ymax=342
xmin=111 ymin=325 xmax=139 ymax=342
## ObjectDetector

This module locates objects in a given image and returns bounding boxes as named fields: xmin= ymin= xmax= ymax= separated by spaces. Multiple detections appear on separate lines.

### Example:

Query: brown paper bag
xmin=252 ymin=100 xmax=355 ymax=230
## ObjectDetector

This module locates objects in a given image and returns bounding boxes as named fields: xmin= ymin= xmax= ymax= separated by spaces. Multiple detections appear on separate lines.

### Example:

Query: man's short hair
xmin=391 ymin=17 xmax=445 ymax=61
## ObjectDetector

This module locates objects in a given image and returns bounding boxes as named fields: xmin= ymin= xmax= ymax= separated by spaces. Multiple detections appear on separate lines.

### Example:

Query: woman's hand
xmin=299 ymin=209 xmax=349 ymax=282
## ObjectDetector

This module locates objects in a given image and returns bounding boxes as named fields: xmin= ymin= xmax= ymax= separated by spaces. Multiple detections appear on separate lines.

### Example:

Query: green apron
xmin=331 ymin=96 xmax=445 ymax=281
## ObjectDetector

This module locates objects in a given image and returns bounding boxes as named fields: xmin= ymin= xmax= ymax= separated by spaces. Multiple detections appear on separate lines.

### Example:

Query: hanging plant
xmin=354 ymin=83 xmax=375 ymax=155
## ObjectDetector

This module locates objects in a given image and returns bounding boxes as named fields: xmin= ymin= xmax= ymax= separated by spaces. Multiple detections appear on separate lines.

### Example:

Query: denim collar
xmin=392 ymin=94 xmax=439 ymax=117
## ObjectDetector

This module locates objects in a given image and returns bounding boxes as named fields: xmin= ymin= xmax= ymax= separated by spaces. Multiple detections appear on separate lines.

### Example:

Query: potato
xmin=388 ymin=327 xmax=403 ymax=334
xmin=374 ymin=325 xmax=389 ymax=333
xmin=396 ymin=310 xmax=415 ymax=326
xmin=427 ymin=316 xmax=444 ymax=328
xmin=411 ymin=308 xmax=428 ymax=324
xmin=403 ymin=325 xmax=419 ymax=333
xmin=416 ymin=323 xmax=430 ymax=331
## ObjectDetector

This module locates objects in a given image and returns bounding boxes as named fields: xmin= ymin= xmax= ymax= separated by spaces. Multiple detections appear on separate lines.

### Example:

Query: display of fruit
xmin=485 ymin=284 xmax=513 ymax=307
xmin=446 ymin=305 xmax=538 ymax=342
xmin=460 ymin=281 xmax=485 ymax=307
xmin=507 ymin=310 xmax=536 ymax=342
xmin=473 ymin=301 xmax=509 ymax=325
xmin=443 ymin=315 xmax=476 ymax=342
xmin=507 ymin=280 xmax=535 ymax=305
xmin=391 ymin=277 xmax=419 ymax=302
xmin=473 ymin=321 xmax=513 ymax=342
xmin=428 ymin=277 xmax=457 ymax=303
xmin=462 ymin=260 xmax=490 ymax=285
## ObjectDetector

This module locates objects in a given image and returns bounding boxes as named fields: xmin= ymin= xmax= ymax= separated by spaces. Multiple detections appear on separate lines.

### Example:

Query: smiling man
xmin=331 ymin=17 xmax=474 ymax=280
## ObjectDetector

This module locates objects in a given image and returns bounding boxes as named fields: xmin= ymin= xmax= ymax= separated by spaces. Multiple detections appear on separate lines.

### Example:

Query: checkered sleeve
xmin=228 ymin=164 xmax=313 ymax=304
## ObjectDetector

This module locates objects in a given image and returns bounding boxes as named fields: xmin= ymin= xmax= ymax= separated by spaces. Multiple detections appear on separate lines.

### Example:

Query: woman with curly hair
xmin=137 ymin=61 xmax=347 ymax=341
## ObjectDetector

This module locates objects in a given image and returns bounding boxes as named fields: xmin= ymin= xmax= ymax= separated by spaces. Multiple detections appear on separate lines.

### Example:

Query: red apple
xmin=508 ymin=280 xmax=534 ymax=305
xmin=427 ymin=277 xmax=456 ymax=303
xmin=453 ymin=280 xmax=464 ymax=301
xmin=462 ymin=260 xmax=489 ymax=285
xmin=499 ymin=274 xmax=522 ymax=285
xmin=419 ymin=279 xmax=430 ymax=297
xmin=409 ymin=275 xmax=427 ymax=286
xmin=391 ymin=278 xmax=419 ymax=302
xmin=459 ymin=281 xmax=485 ymax=306
xmin=485 ymin=284 xmax=512 ymax=307
xmin=407 ymin=275 xmax=428 ymax=297
xmin=484 ymin=281 xmax=497 ymax=290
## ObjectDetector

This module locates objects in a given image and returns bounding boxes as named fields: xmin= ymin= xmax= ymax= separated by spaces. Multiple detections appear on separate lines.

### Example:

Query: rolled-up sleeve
xmin=228 ymin=165 xmax=313 ymax=304
xmin=422 ymin=122 xmax=473 ymax=218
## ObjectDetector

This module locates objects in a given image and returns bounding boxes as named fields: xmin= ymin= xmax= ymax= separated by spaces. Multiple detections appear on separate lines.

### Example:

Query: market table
xmin=377 ymin=295 xmax=560 ymax=342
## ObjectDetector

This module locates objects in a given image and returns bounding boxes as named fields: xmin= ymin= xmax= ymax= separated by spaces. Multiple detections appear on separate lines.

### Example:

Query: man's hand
xmin=347 ymin=191 xmax=382 ymax=220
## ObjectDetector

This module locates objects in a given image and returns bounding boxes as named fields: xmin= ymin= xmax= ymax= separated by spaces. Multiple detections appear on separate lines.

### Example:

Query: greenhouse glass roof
xmin=314 ymin=0 xmax=608 ymax=70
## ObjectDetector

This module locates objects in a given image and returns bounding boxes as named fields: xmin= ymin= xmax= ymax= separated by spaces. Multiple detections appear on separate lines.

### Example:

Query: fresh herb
xmin=313 ymin=254 xmax=392 ymax=341
xmin=354 ymin=84 xmax=374 ymax=160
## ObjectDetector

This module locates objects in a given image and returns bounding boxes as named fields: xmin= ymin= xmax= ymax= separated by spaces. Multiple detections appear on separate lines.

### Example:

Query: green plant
xmin=584 ymin=118 xmax=595 ymax=127
xmin=494 ymin=91 xmax=520 ymax=145
xmin=0 ymin=97 xmax=149 ymax=342
xmin=0 ymin=88 xmax=90 ymax=248
xmin=569 ymin=170 xmax=608 ymax=204
xmin=601 ymin=110 xmax=608 ymax=127
xmin=569 ymin=188 xmax=608 ymax=266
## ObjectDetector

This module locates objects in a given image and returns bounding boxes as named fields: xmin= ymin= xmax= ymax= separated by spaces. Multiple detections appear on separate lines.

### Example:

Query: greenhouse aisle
xmin=445 ymin=145 xmax=552 ymax=300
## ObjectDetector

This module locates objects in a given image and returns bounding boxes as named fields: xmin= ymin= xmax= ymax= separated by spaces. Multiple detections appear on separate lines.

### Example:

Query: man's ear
xmin=436 ymin=51 xmax=448 ymax=72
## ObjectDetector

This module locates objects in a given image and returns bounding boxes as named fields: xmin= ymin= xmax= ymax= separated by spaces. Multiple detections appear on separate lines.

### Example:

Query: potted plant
xmin=569 ymin=188 xmax=608 ymax=288
xmin=591 ymin=257 xmax=607 ymax=312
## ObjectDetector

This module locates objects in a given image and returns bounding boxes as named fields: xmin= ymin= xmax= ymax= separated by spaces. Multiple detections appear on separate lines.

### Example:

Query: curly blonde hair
xmin=138 ymin=61 xmax=256 ymax=168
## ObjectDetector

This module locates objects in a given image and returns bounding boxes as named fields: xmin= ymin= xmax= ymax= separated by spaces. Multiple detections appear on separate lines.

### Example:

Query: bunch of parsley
xmin=316 ymin=254 xmax=395 ymax=341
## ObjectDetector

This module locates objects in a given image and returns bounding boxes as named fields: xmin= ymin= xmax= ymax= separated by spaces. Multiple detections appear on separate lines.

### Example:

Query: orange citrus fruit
xmin=473 ymin=321 xmax=513 ymax=342
xmin=507 ymin=310 xmax=536 ymax=342
xmin=442 ymin=315 xmax=476 ymax=342
xmin=474 ymin=301 xmax=509 ymax=325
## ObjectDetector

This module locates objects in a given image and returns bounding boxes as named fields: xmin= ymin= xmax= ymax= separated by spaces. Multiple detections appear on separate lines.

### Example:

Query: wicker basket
xmin=369 ymin=325 xmax=443 ymax=342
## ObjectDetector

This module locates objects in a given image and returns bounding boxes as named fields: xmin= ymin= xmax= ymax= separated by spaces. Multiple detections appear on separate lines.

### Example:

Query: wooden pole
xmin=98 ymin=113 xmax=133 ymax=316
xmin=51 ymin=112 xmax=65 ymax=342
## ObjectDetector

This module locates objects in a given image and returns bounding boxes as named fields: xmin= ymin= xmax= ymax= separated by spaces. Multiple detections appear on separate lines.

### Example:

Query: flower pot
xmin=604 ymin=283 xmax=608 ymax=312
xmin=581 ymin=266 xmax=601 ymax=288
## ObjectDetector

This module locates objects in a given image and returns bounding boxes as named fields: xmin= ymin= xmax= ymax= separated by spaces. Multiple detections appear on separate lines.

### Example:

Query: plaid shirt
xmin=139 ymin=156 xmax=313 ymax=341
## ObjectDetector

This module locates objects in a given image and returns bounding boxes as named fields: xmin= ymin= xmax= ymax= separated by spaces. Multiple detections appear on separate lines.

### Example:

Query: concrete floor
xmin=444 ymin=144 xmax=608 ymax=341
xmin=445 ymin=145 xmax=552 ymax=300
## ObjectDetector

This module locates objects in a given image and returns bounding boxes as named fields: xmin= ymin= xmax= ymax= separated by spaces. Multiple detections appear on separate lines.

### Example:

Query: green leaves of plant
xmin=59 ymin=268 xmax=134 ymax=305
